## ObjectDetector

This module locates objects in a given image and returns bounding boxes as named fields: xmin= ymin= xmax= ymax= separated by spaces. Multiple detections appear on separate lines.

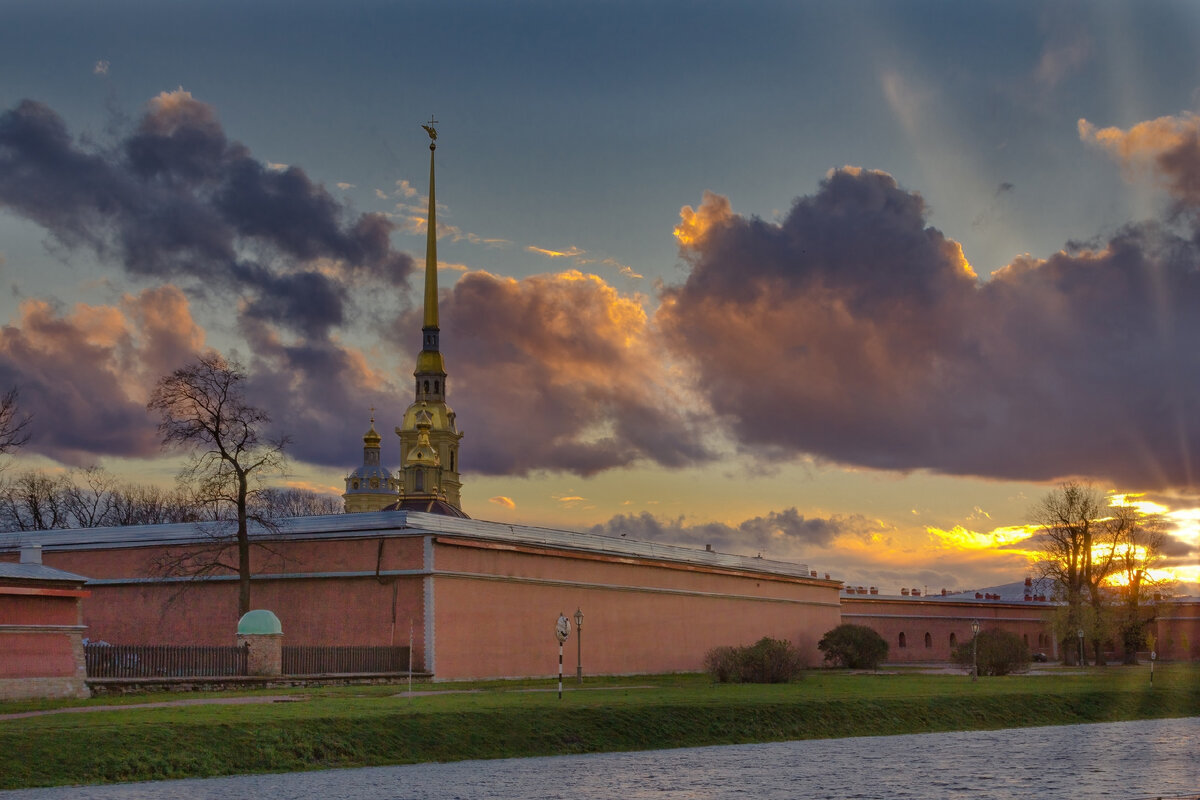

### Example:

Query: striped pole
xmin=558 ymin=643 xmax=564 ymax=699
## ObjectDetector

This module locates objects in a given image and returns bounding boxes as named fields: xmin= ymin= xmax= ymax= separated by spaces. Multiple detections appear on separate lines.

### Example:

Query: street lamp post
xmin=1077 ymin=628 xmax=1085 ymax=669
xmin=971 ymin=619 xmax=981 ymax=682
xmin=574 ymin=608 xmax=584 ymax=684
xmin=555 ymin=613 xmax=570 ymax=700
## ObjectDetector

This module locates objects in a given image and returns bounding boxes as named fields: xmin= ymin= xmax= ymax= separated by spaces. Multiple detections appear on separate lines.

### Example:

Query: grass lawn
xmin=1 ymin=664 xmax=1197 ymax=790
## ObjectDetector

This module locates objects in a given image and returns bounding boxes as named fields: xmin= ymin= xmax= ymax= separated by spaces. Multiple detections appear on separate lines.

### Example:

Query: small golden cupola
xmin=342 ymin=413 xmax=399 ymax=512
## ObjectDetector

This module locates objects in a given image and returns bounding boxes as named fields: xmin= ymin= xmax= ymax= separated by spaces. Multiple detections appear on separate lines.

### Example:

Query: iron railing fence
xmin=282 ymin=645 xmax=411 ymax=675
xmin=84 ymin=643 xmax=248 ymax=678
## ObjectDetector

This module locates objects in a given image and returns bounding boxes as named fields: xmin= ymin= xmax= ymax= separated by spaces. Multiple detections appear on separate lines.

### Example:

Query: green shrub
xmin=703 ymin=646 xmax=741 ymax=683
xmin=817 ymin=624 xmax=889 ymax=669
xmin=703 ymin=637 xmax=806 ymax=683
xmin=951 ymin=629 xmax=1031 ymax=676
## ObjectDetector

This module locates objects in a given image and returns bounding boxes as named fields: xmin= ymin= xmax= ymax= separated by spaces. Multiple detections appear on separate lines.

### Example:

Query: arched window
xmin=949 ymin=632 xmax=958 ymax=648
xmin=924 ymin=632 xmax=932 ymax=648
xmin=898 ymin=632 xmax=907 ymax=648
xmin=434 ymin=380 xmax=440 ymax=394
xmin=450 ymin=450 xmax=455 ymax=471
xmin=414 ymin=470 xmax=424 ymax=492
xmin=1023 ymin=633 xmax=1029 ymax=646
xmin=424 ymin=380 xmax=430 ymax=394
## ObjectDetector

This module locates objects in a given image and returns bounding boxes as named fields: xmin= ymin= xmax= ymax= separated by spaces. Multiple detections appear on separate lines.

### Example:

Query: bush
xmin=703 ymin=637 xmax=806 ymax=683
xmin=818 ymin=624 xmax=889 ymax=669
xmin=951 ymin=629 xmax=1031 ymax=676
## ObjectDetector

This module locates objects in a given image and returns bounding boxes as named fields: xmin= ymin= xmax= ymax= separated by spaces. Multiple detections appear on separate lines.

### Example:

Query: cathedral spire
xmin=389 ymin=119 xmax=465 ymax=517
xmin=421 ymin=118 xmax=440 ymax=349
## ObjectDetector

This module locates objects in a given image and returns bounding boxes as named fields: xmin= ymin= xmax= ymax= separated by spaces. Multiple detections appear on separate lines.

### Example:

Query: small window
xmin=924 ymin=632 xmax=932 ymax=648
xmin=424 ymin=380 xmax=430 ymax=394
xmin=1023 ymin=633 xmax=1029 ymax=646
xmin=434 ymin=380 xmax=440 ymax=394
xmin=898 ymin=632 xmax=907 ymax=648
xmin=950 ymin=633 xmax=958 ymax=648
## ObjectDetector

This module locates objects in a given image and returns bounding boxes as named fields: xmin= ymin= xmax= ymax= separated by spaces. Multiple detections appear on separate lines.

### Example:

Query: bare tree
xmin=0 ymin=470 xmax=71 ymax=531
xmin=106 ymin=482 xmax=207 ymax=526
xmin=253 ymin=487 xmax=343 ymax=518
xmin=0 ymin=387 xmax=31 ymax=457
xmin=147 ymin=354 xmax=288 ymax=616
xmin=1032 ymin=483 xmax=1103 ymax=665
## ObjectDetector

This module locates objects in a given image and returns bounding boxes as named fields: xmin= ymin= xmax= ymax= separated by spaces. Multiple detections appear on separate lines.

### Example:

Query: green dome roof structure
xmin=237 ymin=609 xmax=282 ymax=635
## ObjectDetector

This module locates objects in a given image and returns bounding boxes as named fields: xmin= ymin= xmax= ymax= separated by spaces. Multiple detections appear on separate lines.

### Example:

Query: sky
xmin=1 ymin=0 xmax=1199 ymax=593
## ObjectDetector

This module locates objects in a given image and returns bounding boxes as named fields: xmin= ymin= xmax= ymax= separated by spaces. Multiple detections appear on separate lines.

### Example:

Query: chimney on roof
xmin=1024 ymin=576 xmax=1033 ymax=587
xmin=911 ymin=588 xmax=921 ymax=597
xmin=705 ymin=544 xmax=712 ymax=552
xmin=869 ymin=586 xmax=878 ymax=595
xmin=941 ymin=588 xmax=947 ymax=596
xmin=975 ymin=592 xmax=983 ymax=599
xmin=19 ymin=544 xmax=42 ymax=565
xmin=901 ymin=588 xmax=910 ymax=596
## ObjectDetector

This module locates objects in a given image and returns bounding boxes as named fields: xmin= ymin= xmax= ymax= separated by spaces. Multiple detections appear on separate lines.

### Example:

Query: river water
xmin=4 ymin=717 xmax=1198 ymax=800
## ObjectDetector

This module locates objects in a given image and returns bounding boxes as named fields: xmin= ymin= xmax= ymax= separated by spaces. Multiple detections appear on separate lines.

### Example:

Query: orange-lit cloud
xmin=0 ymin=286 xmax=207 ymax=463
xmin=658 ymin=164 xmax=1200 ymax=491
xmin=527 ymin=245 xmax=585 ymax=259
xmin=674 ymin=190 xmax=734 ymax=247
xmin=410 ymin=269 xmax=709 ymax=476
xmin=489 ymin=496 xmax=516 ymax=509
xmin=1080 ymin=112 xmax=1200 ymax=208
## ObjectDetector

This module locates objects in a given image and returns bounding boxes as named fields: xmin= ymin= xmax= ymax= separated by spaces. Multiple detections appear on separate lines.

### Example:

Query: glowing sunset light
xmin=928 ymin=524 xmax=1039 ymax=552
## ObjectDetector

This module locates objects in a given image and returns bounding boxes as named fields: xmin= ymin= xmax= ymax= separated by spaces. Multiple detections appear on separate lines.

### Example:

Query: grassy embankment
xmin=1 ymin=664 xmax=1197 ymax=790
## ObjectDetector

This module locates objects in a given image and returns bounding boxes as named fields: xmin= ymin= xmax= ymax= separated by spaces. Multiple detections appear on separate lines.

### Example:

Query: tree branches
xmin=148 ymin=354 xmax=289 ymax=616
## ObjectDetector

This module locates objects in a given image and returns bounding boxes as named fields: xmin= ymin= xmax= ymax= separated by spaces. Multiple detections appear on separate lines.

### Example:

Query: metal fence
xmin=84 ymin=643 xmax=248 ymax=678
xmin=282 ymin=645 xmax=411 ymax=675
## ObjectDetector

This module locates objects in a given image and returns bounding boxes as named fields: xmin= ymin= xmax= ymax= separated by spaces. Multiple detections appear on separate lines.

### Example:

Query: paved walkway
xmin=0 ymin=695 xmax=305 ymax=721
xmin=0 ymin=684 xmax=657 ymax=721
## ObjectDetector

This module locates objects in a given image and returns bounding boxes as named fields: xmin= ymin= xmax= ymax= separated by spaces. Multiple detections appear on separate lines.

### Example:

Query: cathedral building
xmin=344 ymin=121 xmax=465 ymax=517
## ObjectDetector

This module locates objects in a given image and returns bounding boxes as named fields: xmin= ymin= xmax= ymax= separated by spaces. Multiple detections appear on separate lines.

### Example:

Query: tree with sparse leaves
xmin=148 ymin=354 xmax=288 ymax=616
xmin=1032 ymin=483 xmax=1102 ymax=665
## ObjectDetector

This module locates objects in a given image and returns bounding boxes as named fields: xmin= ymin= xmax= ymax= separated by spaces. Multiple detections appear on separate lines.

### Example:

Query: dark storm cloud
xmin=589 ymin=507 xmax=861 ymax=555
xmin=0 ymin=287 xmax=202 ymax=463
xmin=660 ymin=167 xmax=1200 ymax=490
xmin=238 ymin=317 xmax=400 ymax=469
xmin=0 ymin=92 xmax=412 ymax=336
xmin=404 ymin=270 xmax=711 ymax=476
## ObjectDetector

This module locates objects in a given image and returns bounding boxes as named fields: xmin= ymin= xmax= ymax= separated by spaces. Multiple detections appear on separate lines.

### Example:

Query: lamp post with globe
xmin=574 ymin=608 xmax=584 ymax=684
xmin=971 ymin=619 xmax=981 ymax=681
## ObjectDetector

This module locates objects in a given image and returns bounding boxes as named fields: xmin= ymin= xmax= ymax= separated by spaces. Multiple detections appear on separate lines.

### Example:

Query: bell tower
xmin=394 ymin=119 xmax=465 ymax=514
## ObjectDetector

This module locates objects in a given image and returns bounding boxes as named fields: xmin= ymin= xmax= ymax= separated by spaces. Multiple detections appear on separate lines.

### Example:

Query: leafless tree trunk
xmin=148 ymin=354 xmax=287 ymax=617
xmin=0 ymin=387 xmax=31 ymax=457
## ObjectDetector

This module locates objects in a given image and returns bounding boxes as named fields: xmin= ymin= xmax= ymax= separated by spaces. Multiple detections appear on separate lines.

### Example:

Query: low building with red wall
xmin=0 ymin=545 xmax=91 ymax=700
xmin=1 ymin=511 xmax=842 ymax=681
xmin=840 ymin=590 xmax=1057 ymax=663
xmin=1156 ymin=596 xmax=1200 ymax=661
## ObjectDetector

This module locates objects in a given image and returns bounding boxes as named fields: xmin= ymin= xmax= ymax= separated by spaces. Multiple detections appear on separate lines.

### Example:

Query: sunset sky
xmin=1 ymin=1 xmax=1199 ymax=593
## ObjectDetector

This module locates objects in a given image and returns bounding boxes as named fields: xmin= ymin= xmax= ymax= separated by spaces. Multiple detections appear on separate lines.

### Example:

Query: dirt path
xmin=0 ymin=695 xmax=305 ymax=721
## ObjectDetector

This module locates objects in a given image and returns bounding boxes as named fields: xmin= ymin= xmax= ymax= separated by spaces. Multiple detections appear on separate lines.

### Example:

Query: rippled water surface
xmin=5 ymin=717 xmax=1198 ymax=800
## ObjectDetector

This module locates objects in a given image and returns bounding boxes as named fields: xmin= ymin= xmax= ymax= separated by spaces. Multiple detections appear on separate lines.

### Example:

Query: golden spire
xmin=423 ymin=116 xmax=439 ymax=331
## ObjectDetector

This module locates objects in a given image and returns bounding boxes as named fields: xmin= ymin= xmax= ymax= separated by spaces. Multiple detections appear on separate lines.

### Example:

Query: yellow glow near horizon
xmin=928 ymin=523 xmax=1038 ymax=551
xmin=1107 ymin=492 xmax=1170 ymax=515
